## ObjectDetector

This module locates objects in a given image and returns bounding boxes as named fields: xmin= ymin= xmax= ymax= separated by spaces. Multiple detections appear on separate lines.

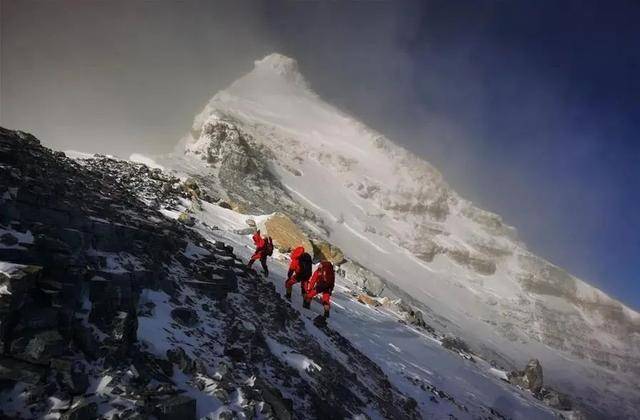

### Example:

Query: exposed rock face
xmin=166 ymin=346 xmax=195 ymax=374
xmin=441 ymin=336 xmax=471 ymax=354
xmin=516 ymin=253 xmax=640 ymax=376
xmin=311 ymin=239 xmax=345 ymax=264
xmin=540 ymin=387 xmax=572 ymax=411
xmin=170 ymin=307 xmax=199 ymax=327
xmin=153 ymin=394 xmax=196 ymax=420
xmin=337 ymin=261 xmax=386 ymax=297
xmin=0 ymin=128 xmax=223 ymax=416
xmin=508 ymin=359 xmax=544 ymax=394
xmin=10 ymin=329 xmax=66 ymax=364
xmin=185 ymin=118 xmax=305 ymax=218
xmin=356 ymin=294 xmax=380 ymax=307
xmin=446 ymin=248 xmax=497 ymax=276
xmin=0 ymin=127 xmax=421 ymax=419
xmin=261 ymin=212 xmax=313 ymax=255
xmin=413 ymin=238 xmax=443 ymax=263
xmin=61 ymin=400 xmax=97 ymax=420
xmin=461 ymin=205 xmax=518 ymax=240
xmin=412 ymin=235 xmax=498 ymax=275
xmin=518 ymin=254 xmax=578 ymax=300
xmin=0 ymin=356 xmax=46 ymax=384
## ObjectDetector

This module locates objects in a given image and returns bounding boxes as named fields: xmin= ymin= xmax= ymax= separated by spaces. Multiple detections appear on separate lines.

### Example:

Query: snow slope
xmin=156 ymin=53 xmax=640 ymax=417
xmin=164 ymin=198 xmax=559 ymax=419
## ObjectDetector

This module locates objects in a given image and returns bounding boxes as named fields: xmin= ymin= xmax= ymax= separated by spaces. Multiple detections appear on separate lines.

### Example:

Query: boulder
xmin=219 ymin=409 xmax=235 ymax=420
xmin=337 ymin=262 xmax=386 ymax=296
xmin=153 ymin=395 xmax=197 ymax=420
xmin=508 ymin=359 xmax=544 ymax=394
xmin=10 ymin=329 xmax=66 ymax=364
xmin=229 ymin=200 xmax=250 ymax=214
xmin=111 ymin=310 xmax=138 ymax=345
xmin=311 ymin=240 xmax=345 ymax=264
xmin=61 ymin=400 xmax=98 ymax=420
xmin=225 ymin=319 xmax=260 ymax=362
xmin=357 ymin=294 xmax=380 ymax=307
xmin=177 ymin=212 xmax=196 ymax=226
xmin=0 ymin=356 xmax=46 ymax=384
xmin=0 ymin=232 xmax=18 ymax=246
xmin=51 ymin=358 xmax=90 ymax=395
xmin=523 ymin=359 xmax=544 ymax=393
xmin=71 ymin=323 xmax=99 ymax=360
xmin=13 ymin=306 xmax=59 ymax=332
xmin=182 ymin=177 xmax=201 ymax=199
xmin=0 ymin=263 xmax=41 ymax=296
xmin=261 ymin=213 xmax=313 ymax=256
xmin=167 ymin=346 xmax=195 ymax=374
xmin=224 ymin=346 xmax=246 ymax=362
xmin=441 ymin=336 xmax=471 ymax=354
xmin=408 ymin=309 xmax=427 ymax=328
xmin=170 ymin=307 xmax=199 ymax=327
xmin=88 ymin=274 xmax=136 ymax=328
xmin=255 ymin=378 xmax=293 ymax=420
xmin=540 ymin=387 xmax=572 ymax=410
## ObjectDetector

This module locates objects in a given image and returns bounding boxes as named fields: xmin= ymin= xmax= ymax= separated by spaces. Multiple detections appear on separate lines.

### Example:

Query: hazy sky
xmin=2 ymin=1 xmax=639 ymax=309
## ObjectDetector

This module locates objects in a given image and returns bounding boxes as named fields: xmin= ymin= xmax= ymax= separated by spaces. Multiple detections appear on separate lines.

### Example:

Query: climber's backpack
xmin=298 ymin=252 xmax=313 ymax=281
xmin=320 ymin=261 xmax=335 ymax=289
xmin=265 ymin=237 xmax=274 ymax=256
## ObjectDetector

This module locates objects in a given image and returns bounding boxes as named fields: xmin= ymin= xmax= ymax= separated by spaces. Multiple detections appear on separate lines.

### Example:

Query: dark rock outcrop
xmin=508 ymin=358 xmax=544 ymax=394
xmin=153 ymin=394 xmax=197 ymax=420
xmin=61 ymin=400 xmax=97 ymax=420
xmin=0 ymin=127 xmax=421 ymax=419
xmin=539 ymin=387 xmax=572 ymax=411
xmin=0 ymin=128 xmax=240 ymax=416
xmin=0 ymin=356 xmax=47 ymax=384
xmin=170 ymin=307 xmax=199 ymax=327
xmin=441 ymin=336 xmax=471 ymax=354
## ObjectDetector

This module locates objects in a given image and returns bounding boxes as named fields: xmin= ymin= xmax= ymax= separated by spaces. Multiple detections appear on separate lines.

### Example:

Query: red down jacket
xmin=307 ymin=261 xmax=335 ymax=293
xmin=251 ymin=230 xmax=273 ymax=259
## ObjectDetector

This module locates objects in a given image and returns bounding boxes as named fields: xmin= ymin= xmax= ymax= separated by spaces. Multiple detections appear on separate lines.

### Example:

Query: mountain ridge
xmin=181 ymin=53 xmax=639 ymax=328
xmin=1 ymin=127 xmax=567 ymax=419
xmin=155 ymin=53 xmax=639 ymax=417
xmin=2 ymin=53 xmax=636 ymax=418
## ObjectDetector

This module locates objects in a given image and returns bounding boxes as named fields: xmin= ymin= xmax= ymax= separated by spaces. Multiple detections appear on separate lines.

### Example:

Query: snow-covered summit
xmin=186 ymin=53 xmax=451 ymax=219
xmin=252 ymin=53 xmax=309 ymax=86
xmin=219 ymin=52 xmax=312 ymax=100
xmin=160 ymin=54 xmax=640 ymax=417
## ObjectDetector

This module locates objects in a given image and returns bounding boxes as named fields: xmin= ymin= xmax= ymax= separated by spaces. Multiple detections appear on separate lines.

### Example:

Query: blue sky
xmin=2 ymin=1 xmax=638 ymax=308
xmin=265 ymin=1 xmax=640 ymax=309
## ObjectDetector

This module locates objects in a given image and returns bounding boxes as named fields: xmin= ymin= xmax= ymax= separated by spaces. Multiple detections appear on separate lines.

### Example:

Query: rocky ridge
xmin=0 ymin=128 xmax=421 ymax=419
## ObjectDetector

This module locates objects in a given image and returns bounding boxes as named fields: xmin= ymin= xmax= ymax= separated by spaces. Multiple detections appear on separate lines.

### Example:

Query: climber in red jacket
xmin=303 ymin=261 xmax=335 ymax=319
xmin=284 ymin=246 xmax=313 ymax=300
xmin=247 ymin=230 xmax=273 ymax=277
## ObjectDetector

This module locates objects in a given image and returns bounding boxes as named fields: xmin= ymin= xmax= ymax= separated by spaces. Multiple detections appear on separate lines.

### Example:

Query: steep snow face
xmin=177 ymin=200 xmax=560 ymax=420
xmin=165 ymin=54 xmax=640 ymax=416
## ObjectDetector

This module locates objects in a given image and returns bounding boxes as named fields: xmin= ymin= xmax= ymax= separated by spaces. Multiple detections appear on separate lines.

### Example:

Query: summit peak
xmin=254 ymin=53 xmax=300 ymax=74
xmin=247 ymin=53 xmax=309 ymax=89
